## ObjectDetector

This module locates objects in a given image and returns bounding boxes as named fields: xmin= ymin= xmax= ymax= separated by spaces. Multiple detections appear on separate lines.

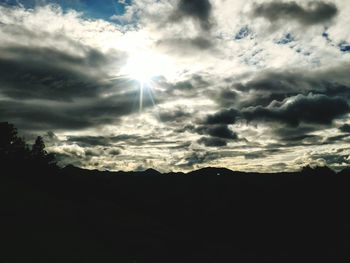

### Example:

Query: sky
xmin=0 ymin=0 xmax=349 ymax=172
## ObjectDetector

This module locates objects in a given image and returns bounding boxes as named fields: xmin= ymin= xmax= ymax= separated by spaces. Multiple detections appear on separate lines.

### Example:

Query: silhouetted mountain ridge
xmin=61 ymin=164 xmax=349 ymax=176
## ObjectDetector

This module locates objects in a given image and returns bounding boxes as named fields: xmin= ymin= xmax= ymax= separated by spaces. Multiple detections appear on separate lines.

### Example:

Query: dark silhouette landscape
xmin=1 ymin=122 xmax=350 ymax=262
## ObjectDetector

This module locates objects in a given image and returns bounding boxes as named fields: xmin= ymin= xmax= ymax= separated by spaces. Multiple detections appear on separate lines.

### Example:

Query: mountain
xmin=1 ymin=163 xmax=350 ymax=262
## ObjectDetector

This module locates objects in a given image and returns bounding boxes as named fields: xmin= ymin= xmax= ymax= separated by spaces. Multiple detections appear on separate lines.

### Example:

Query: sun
xmin=119 ymin=51 xmax=175 ymax=112
xmin=121 ymin=50 xmax=175 ymax=84
xmin=121 ymin=51 xmax=173 ymax=84
xmin=119 ymin=52 xmax=163 ymax=112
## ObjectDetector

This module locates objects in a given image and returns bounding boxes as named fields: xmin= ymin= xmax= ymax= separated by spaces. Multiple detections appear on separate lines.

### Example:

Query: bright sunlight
xmin=121 ymin=52 xmax=173 ymax=84
xmin=120 ymin=51 xmax=174 ymax=112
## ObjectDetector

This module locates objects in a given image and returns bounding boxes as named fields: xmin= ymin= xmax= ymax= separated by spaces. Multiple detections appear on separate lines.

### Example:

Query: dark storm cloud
xmin=209 ymin=65 xmax=350 ymax=128
xmin=68 ymin=136 xmax=114 ymax=147
xmin=272 ymin=125 xmax=324 ymax=146
xmin=171 ymin=0 xmax=212 ymax=30
xmin=324 ymin=134 xmax=350 ymax=144
xmin=339 ymin=124 xmax=350 ymax=133
xmin=282 ymin=134 xmax=323 ymax=146
xmin=274 ymin=126 xmax=318 ymax=140
xmin=195 ymin=125 xmax=238 ymax=139
xmin=67 ymin=134 xmax=142 ymax=147
xmin=252 ymin=1 xmax=338 ymax=25
xmin=243 ymin=94 xmax=349 ymax=126
xmin=0 ymin=45 xmax=123 ymax=101
xmin=205 ymin=108 xmax=241 ymax=125
xmin=0 ymin=88 xmax=151 ymax=131
xmin=234 ymin=69 xmax=350 ymax=95
xmin=211 ymin=95 xmax=348 ymax=128
xmin=198 ymin=137 xmax=227 ymax=147
xmin=212 ymin=88 xmax=238 ymax=107
xmin=182 ymin=124 xmax=238 ymax=148
xmin=265 ymin=131 xmax=350 ymax=149
xmin=230 ymin=67 xmax=350 ymax=109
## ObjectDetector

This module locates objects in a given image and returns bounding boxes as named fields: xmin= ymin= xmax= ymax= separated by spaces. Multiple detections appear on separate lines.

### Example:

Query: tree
xmin=0 ymin=122 xmax=28 ymax=162
xmin=31 ymin=136 xmax=56 ymax=166
xmin=301 ymin=165 xmax=335 ymax=176
xmin=0 ymin=122 xmax=18 ymax=153
xmin=0 ymin=122 xmax=56 ymax=169
xmin=31 ymin=136 xmax=46 ymax=158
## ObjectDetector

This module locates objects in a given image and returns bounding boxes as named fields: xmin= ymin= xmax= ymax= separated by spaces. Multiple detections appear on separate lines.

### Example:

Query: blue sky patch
xmin=277 ymin=33 xmax=294 ymax=45
xmin=0 ymin=0 xmax=128 ymax=21
xmin=235 ymin=26 xmax=250 ymax=40
xmin=339 ymin=42 xmax=350 ymax=53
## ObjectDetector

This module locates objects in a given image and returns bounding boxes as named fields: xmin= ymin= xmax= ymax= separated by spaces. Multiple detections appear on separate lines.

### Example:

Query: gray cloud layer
xmin=252 ymin=1 xmax=338 ymax=25
xmin=171 ymin=0 xmax=212 ymax=30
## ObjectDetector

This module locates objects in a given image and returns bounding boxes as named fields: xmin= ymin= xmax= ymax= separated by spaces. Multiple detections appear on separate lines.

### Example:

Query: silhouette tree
xmin=0 ymin=122 xmax=18 ymax=152
xmin=31 ymin=136 xmax=56 ymax=167
xmin=301 ymin=165 xmax=335 ymax=176
xmin=31 ymin=136 xmax=46 ymax=157
xmin=0 ymin=122 xmax=56 ymax=171
xmin=0 ymin=122 xmax=28 ymax=163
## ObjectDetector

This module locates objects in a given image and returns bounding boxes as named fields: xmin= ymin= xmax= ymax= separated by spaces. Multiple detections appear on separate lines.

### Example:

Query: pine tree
xmin=31 ymin=136 xmax=56 ymax=166
xmin=32 ymin=136 xmax=46 ymax=158
xmin=0 ymin=122 xmax=28 ymax=161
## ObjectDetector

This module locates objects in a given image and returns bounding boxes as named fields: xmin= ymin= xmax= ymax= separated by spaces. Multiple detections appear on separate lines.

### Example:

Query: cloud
xmin=244 ymin=148 xmax=281 ymax=160
xmin=185 ymin=124 xmax=238 ymax=148
xmin=198 ymin=136 xmax=227 ymax=147
xmin=231 ymin=65 xmax=350 ymax=108
xmin=273 ymin=125 xmax=323 ymax=144
xmin=156 ymin=36 xmax=214 ymax=51
xmin=159 ymin=108 xmax=192 ymax=122
xmin=299 ymin=151 xmax=350 ymax=171
xmin=242 ymin=93 xmax=349 ymax=126
xmin=67 ymin=134 xmax=141 ymax=147
xmin=339 ymin=124 xmax=350 ymax=133
xmin=195 ymin=125 xmax=238 ymax=139
xmin=0 ymin=45 xmax=123 ymax=101
xmin=205 ymin=93 xmax=349 ymax=128
xmin=252 ymin=1 xmax=338 ymax=25
xmin=205 ymin=108 xmax=241 ymax=125
xmin=180 ymin=150 xmax=234 ymax=167
xmin=170 ymin=0 xmax=212 ymax=30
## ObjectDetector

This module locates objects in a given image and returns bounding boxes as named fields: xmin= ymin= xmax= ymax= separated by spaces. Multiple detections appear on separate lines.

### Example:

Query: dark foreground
xmin=1 ymin=166 xmax=350 ymax=263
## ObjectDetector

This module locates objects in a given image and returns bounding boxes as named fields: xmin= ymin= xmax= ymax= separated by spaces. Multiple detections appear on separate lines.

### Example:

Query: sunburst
xmin=120 ymin=51 xmax=173 ymax=112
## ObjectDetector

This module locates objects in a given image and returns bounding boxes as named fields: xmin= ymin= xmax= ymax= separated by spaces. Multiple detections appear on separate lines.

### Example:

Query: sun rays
xmin=113 ymin=51 xmax=174 ymax=113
